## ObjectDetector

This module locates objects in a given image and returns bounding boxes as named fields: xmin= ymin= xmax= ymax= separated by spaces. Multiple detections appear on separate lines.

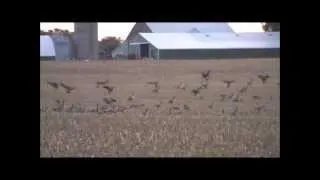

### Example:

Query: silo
xmin=50 ymin=34 xmax=72 ymax=61
xmin=74 ymin=23 xmax=98 ymax=60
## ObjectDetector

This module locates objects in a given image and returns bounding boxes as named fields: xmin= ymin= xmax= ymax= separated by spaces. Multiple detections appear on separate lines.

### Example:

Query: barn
xmin=50 ymin=34 xmax=74 ymax=61
xmin=40 ymin=35 xmax=56 ymax=60
xmin=40 ymin=34 xmax=74 ymax=61
xmin=130 ymin=32 xmax=280 ymax=59
xmin=112 ymin=23 xmax=280 ymax=60
xmin=111 ymin=22 xmax=234 ymax=59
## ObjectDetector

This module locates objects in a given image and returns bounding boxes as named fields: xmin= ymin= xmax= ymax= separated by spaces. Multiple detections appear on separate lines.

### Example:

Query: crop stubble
xmin=40 ymin=59 xmax=280 ymax=157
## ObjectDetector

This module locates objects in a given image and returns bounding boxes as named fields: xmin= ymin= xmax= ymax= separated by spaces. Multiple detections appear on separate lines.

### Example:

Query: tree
xmin=54 ymin=28 xmax=62 ymax=32
xmin=40 ymin=30 xmax=52 ymax=35
xmin=99 ymin=36 xmax=122 ymax=59
xmin=62 ymin=29 xmax=71 ymax=36
xmin=262 ymin=23 xmax=280 ymax=32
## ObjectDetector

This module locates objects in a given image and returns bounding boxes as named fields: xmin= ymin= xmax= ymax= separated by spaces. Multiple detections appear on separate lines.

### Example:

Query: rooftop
xmin=146 ymin=23 xmax=234 ymax=33
xmin=138 ymin=32 xmax=280 ymax=50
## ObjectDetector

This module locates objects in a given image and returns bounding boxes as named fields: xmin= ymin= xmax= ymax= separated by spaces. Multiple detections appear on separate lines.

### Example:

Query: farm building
xmin=40 ymin=23 xmax=98 ymax=61
xmin=40 ymin=34 xmax=74 ymax=61
xmin=112 ymin=23 xmax=280 ymax=60
xmin=73 ymin=23 xmax=98 ymax=60
xmin=129 ymin=32 xmax=280 ymax=59
xmin=112 ymin=22 xmax=235 ymax=58
xmin=40 ymin=35 xmax=56 ymax=60
xmin=50 ymin=34 xmax=74 ymax=61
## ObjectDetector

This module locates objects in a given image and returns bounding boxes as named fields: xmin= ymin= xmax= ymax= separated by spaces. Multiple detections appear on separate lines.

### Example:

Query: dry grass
xmin=40 ymin=59 xmax=280 ymax=157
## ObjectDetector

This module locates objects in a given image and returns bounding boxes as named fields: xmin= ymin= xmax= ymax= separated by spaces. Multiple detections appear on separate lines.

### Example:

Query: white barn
xmin=130 ymin=32 xmax=280 ymax=59
xmin=40 ymin=34 xmax=74 ymax=61
xmin=111 ymin=22 xmax=234 ymax=59
xmin=40 ymin=35 xmax=56 ymax=60
xmin=112 ymin=23 xmax=280 ymax=60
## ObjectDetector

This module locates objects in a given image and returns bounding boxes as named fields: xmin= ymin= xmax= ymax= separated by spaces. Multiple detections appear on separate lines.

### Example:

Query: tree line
xmin=262 ymin=23 xmax=280 ymax=32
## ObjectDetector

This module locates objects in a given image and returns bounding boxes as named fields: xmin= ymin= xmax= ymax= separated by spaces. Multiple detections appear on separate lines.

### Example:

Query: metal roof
xmin=146 ymin=23 xmax=234 ymax=33
xmin=40 ymin=35 xmax=56 ymax=56
xmin=139 ymin=32 xmax=280 ymax=50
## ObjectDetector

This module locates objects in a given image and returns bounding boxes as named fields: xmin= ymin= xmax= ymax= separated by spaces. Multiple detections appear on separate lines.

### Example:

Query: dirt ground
xmin=40 ymin=59 xmax=280 ymax=157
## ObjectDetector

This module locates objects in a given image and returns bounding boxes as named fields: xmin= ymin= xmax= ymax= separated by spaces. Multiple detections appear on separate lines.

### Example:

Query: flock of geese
xmin=42 ymin=70 xmax=278 ymax=117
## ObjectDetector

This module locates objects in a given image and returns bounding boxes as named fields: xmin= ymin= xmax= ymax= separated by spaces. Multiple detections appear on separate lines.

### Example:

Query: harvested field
xmin=40 ymin=59 xmax=280 ymax=157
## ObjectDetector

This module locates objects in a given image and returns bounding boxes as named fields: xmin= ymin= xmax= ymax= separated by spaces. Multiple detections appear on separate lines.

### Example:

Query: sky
xmin=40 ymin=22 xmax=264 ymax=41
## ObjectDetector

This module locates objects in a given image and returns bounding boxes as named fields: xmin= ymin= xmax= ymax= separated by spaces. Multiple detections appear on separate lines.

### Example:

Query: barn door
xmin=140 ymin=44 xmax=149 ymax=58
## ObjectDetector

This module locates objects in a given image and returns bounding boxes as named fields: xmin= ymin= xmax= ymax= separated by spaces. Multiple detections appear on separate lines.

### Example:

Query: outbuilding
xmin=40 ymin=35 xmax=56 ymax=60
xmin=112 ymin=22 xmax=235 ymax=59
xmin=127 ymin=32 xmax=280 ymax=60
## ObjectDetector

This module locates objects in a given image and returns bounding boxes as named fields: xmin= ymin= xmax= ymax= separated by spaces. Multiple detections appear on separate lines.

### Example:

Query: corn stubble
xmin=41 ymin=59 xmax=279 ymax=157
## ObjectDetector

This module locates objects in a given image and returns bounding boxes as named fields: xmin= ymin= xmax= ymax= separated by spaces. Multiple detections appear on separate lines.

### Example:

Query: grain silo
xmin=50 ymin=33 xmax=73 ymax=61
xmin=73 ymin=23 xmax=98 ymax=60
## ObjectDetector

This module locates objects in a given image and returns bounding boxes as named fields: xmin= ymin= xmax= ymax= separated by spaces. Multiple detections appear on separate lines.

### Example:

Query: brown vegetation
xmin=40 ymin=59 xmax=280 ymax=157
